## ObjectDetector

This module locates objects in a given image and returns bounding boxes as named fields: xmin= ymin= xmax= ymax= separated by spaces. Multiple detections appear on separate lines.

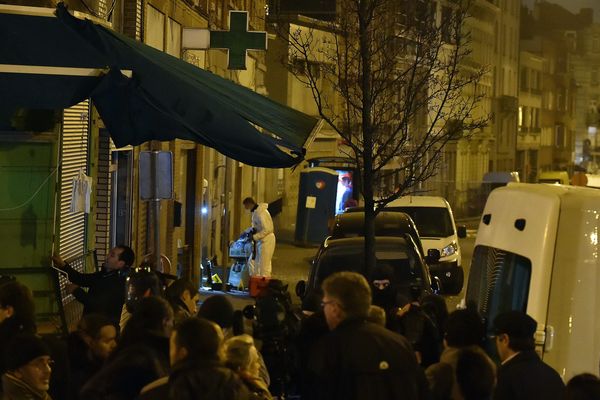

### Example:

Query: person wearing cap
xmin=493 ymin=310 xmax=565 ymax=400
xmin=1 ymin=334 xmax=53 ymax=400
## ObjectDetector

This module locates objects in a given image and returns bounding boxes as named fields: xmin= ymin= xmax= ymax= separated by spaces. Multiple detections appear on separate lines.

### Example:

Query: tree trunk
xmin=359 ymin=0 xmax=377 ymax=273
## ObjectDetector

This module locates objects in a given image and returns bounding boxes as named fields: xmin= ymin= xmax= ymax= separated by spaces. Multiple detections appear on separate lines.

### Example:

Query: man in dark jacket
xmin=139 ymin=317 xmax=250 ymax=399
xmin=52 ymin=245 xmax=134 ymax=324
xmin=307 ymin=271 xmax=426 ymax=400
xmin=493 ymin=310 xmax=565 ymax=400
xmin=0 ymin=279 xmax=69 ymax=400
xmin=0 ymin=279 xmax=37 ymax=386
xmin=1 ymin=334 xmax=53 ymax=400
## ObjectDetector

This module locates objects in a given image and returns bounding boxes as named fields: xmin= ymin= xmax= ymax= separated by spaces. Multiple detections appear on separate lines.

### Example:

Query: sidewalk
xmin=455 ymin=216 xmax=481 ymax=230
xmin=198 ymin=217 xmax=480 ymax=310
xmin=198 ymin=241 xmax=317 ymax=309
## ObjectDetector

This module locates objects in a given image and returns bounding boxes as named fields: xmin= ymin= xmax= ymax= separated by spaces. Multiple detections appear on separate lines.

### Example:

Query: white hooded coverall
xmin=250 ymin=203 xmax=275 ymax=277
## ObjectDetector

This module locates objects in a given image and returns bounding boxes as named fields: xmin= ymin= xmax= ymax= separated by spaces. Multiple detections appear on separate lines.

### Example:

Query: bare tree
xmin=270 ymin=0 xmax=487 ymax=270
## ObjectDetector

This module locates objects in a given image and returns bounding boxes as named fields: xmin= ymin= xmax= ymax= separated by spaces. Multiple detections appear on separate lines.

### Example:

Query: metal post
xmin=151 ymin=151 xmax=161 ymax=270
xmin=222 ymin=157 xmax=230 ymax=291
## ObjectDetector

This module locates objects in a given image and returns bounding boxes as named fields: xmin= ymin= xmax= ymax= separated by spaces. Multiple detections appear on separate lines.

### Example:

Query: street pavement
xmin=199 ymin=218 xmax=479 ymax=312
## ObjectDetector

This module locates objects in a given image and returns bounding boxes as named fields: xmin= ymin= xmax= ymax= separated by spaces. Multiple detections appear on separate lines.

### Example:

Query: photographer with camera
xmin=119 ymin=265 xmax=163 ymax=331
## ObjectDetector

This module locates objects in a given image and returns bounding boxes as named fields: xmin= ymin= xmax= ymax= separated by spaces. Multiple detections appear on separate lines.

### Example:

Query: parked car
xmin=296 ymin=212 xmax=439 ymax=312
xmin=384 ymin=196 xmax=466 ymax=295
xmin=330 ymin=210 xmax=425 ymax=255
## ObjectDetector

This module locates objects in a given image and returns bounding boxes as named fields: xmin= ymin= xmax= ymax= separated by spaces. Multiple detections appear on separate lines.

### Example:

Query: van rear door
xmin=465 ymin=184 xmax=562 ymax=357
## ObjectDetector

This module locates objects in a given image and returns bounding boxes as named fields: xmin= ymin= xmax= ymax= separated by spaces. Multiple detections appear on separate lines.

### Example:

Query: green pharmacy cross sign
xmin=211 ymin=11 xmax=267 ymax=70
xmin=182 ymin=11 xmax=267 ymax=70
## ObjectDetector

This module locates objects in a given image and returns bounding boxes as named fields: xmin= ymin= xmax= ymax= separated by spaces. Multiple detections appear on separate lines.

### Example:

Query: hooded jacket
xmin=251 ymin=204 xmax=274 ymax=242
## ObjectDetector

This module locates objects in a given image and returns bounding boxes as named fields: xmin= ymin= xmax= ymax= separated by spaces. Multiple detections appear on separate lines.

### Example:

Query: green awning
xmin=0 ymin=3 xmax=320 ymax=168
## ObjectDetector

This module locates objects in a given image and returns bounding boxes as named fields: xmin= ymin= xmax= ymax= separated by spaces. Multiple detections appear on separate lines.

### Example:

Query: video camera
xmin=242 ymin=279 xmax=301 ymax=398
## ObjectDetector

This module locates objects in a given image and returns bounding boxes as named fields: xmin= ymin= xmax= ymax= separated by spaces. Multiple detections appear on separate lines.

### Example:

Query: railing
xmin=53 ymin=250 xmax=97 ymax=334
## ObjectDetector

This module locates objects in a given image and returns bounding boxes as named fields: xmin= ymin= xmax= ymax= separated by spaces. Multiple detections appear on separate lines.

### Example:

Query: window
xmin=466 ymin=245 xmax=532 ymax=331
xmin=291 ymin=58 xmax=306 ymax=75
xmin=441 ymin=6 xmax=454 ymax=44
xmin=166 ymin=18 xmax=182 ymax=58
xmin=555 ymin=125 xmax=566 ymax=148
xmin=557 ymin=90 xmax=565 ymax=111
xmin=145 ymin=5 xmax=165 ymax=51
xmin=520 ymin=67 xmax=528 ymax=90
xmin=387 ymin=207 xmax=455 ymax=238
xmin=521 ymin=106 xmax=529 ymax=127
xmin=315 ymin=241 xmax=424 ymax=289
xmin=593 ymin=37 xmax=600 ymax=52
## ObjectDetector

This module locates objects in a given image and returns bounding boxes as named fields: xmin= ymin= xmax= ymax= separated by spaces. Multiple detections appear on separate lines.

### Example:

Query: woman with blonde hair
xmin=223 ymin=334 xmax=272 ymax=400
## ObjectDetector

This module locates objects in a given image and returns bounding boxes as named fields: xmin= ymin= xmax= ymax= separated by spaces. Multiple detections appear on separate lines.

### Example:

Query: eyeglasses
xmin=321 ymin=300 xmax=336 ymax=308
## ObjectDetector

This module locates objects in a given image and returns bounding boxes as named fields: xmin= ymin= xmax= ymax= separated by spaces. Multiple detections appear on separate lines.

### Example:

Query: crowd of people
xmin=0 ymin=245 xmax=599 ymax=400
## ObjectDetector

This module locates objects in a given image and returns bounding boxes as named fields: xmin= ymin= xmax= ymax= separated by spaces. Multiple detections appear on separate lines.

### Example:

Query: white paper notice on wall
xmin=305 ymin=196 xmax=317 ymax=209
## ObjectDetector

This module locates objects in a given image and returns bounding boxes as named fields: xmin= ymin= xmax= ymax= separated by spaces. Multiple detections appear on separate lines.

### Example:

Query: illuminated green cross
xmin=210 ymin=11 xmax=267 ymax=70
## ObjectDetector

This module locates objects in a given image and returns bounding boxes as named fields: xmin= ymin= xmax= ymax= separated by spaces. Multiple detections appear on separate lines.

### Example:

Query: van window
xmin=388 ymin=206 xmax=454 ymax=237
xmin=466 ymin=245 xmax=532 ymax=327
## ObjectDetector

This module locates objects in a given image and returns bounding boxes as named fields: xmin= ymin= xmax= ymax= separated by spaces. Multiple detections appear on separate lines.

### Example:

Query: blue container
xmin=295 ymin=168 xmax=339 ymax=245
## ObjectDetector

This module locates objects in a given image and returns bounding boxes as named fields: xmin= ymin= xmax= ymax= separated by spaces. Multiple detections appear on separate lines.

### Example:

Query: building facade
xmin=517 ymin=50 xmax=544 ymax=182
xmin=1 ymin=0 xmax=283 ymax=331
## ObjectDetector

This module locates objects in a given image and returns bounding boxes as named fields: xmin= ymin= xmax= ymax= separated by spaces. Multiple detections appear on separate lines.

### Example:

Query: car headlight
xmin=441 ymin=242 xmax=457 ymax=257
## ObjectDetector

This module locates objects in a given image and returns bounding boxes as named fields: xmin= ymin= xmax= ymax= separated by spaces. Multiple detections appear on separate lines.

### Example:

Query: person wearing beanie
xmin=197 ymin=295 xmax=235 ymax=336
xmin=1 ymin=334 xmax=53 ymax=400
xmin=493 ymin=310 xmax=565 ymax=400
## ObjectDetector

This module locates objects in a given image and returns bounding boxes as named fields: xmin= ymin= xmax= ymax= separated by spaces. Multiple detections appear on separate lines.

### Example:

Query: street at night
xmin=1 ymin=0 xmax=600 ymax=399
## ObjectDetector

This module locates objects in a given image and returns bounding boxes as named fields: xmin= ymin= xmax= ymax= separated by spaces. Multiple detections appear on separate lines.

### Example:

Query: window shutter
xmin=59 ymin=101 xmax=90 ymax=259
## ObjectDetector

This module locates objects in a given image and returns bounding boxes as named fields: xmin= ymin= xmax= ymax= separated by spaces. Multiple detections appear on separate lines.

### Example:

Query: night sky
xmin=522 ymin=0 xmax=600 ymax=21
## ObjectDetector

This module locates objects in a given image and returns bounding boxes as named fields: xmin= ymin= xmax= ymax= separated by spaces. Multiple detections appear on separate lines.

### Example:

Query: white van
xmin=466 ymin=183 xmax=600 ymax=379
xmin=538 ymin=171 xmax=570 ymax=185
xmin=587 ymin=174 xmax=600 ymax=189
xmin=387 ymin=196 xmax=466 ymax=295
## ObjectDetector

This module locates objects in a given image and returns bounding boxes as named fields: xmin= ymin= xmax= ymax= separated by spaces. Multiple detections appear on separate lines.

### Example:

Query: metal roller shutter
xmin=59 ymin=100 xmax=90 ymax=259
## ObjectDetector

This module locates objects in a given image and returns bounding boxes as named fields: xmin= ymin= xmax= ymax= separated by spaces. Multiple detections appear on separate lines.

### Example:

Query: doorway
xmin=110 ymin=150 xmax=133 ymax=248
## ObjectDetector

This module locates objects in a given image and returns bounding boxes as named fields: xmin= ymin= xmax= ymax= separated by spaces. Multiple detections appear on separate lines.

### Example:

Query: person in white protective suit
xmin=243 ymin=197 xmax=276 ymax=278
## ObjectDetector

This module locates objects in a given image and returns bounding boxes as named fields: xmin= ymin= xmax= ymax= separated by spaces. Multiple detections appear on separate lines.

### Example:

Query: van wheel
xmin=445 ymin=268 xmax=464 ymax=295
